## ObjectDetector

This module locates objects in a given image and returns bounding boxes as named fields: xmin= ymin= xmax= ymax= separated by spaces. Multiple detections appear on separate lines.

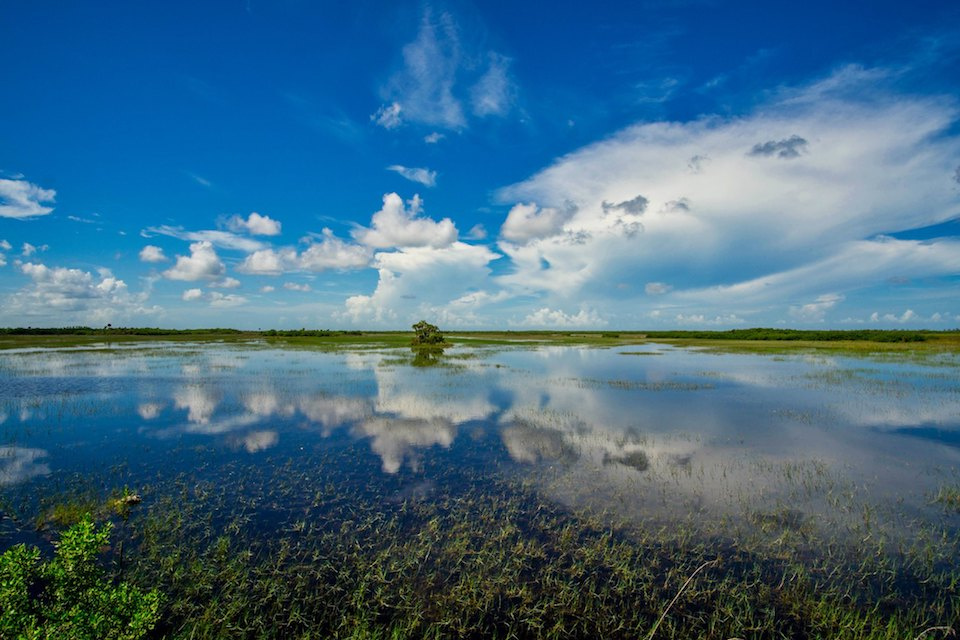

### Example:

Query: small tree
xmin=411 ymin=320 xmax=445 ymax=345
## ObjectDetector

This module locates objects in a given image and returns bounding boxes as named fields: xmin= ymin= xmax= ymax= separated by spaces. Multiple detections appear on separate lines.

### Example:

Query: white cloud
xmin=467 ymin=224 xmax=487 ymax=240
xmin=237 ymin=229 xmax=371 ymax=275
xmin=500 ymin=202 xmax=575 ymax=243
xmin=373 ymin=9 xmax=515 ymax=131
xmin=209 ymin=292 xmax=247 ymax=307
xmin=189 ymin=173 xmax=212 ymax=188
xmin=491 ymin=65 xmax=960 ymax=321
xmin=376 ymin=11 xmax=465 ymax=130
xmin=143 ymin=226 xmax=266 ymax=252
xmin=211 ymin=277 xmax=241 ymax=289
xmin=21 ymin=243 xmax=47 ymax=257
xmin=4 ymin=262 xmax=158 ymax=325
xmin=344 ymin=242 xmax=500 ymax=325
xmin=0 ymin=177 xmax=56 ymax=219
xmin=682 ymin=239 xmax=960 ymax=311
xmin=674 ymin=313 xmax=746 ymax=326
xmin=237 ymin=248 xmax=294 ymax=275
xmin=424 ymin=132 xmax=444 ymax=144
xmin=789 ymin=293 xmax=844 ymax=321
xmin=387 ymin=165 xmax=437 ymax=187
xmin=517 ymin=307 xmax=606 ymax=328
xmin=139 ymin=245 xmax=168 ymax=263
xmin=352 ymin=193 xmax=457 ymax=248
xmin=0 ymin=240 xmax=10 ymax=250
xmin=182 ymin=288 xmax=204 ymax=301
xmin=471 ymin=52 xmax=516 ymax=117
xmin=163 ymin=241 xmax=226 ymax=281
xmin=869 ymin=309 xmax=922 ymax=324
xmin=371 ymin=102 xmax=403 ymax=129
xmin=283 ymin=282 xmax=311 ymax=292
xmin=260 ymin=285 xmax=275 ymax=293
xmin=226 ymin=212 xmax=282 ymax=236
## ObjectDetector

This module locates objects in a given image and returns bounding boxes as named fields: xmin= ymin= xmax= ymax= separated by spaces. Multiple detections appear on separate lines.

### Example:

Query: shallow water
xmin=1 ymin=340 xmax=959 ymax=553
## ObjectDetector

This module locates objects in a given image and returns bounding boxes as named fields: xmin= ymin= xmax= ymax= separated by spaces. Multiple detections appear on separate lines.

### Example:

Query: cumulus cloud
xmin=424 ymin=132 xmax=444 ymax=144
xmin=283 ymin=282 xmax=311 ymax=292
xmin=747 ymin=134 xmax=808 ymax=159
xmin=517 ymin=307 xmax=606 ymax=328
xmin=237 ymin=229 xmax=371 ymax=275
xmin=493 ymin=65 xmax=960 ymax=322
xmin=226 ymin=212 xmax=282 ymax=236
xmin=352 ymin=193 xmax=457 ymax=248
xmin=3 ymin=262 xmax=157 ymax=325
xmin=344 ymin=242 xmax=500 ymax=325
xmin=387 ymin=165 xmax=437 ymax=187
xmin=467 ymin=224 xmax=487 ymax=240
xmin=182 ymin=288 xmax=204 ymax=301
xmin=139 ymin=245 xmax=167 ymax=263
xmin=209 ymin=292 xmax=247 ymax=307
xmin=163 ymin=241 xmax=225 ymax=281
xmin=210 ymin=277 xmax=241 ymax=289
xmin=0 ymin=177 xmax=56 ymax=219
xmin=500 ymin=202 xmax=575 ymax=243
xmin=260 ymin=285 xmax=275 ymax=293
xmin=0 ymin=240 xmax=10 ymax=250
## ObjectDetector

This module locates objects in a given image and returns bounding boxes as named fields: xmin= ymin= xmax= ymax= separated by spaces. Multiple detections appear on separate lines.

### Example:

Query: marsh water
xmin=2 ymin=341 xmax=959 ymax=543
xmin=2 ymin=340 xmax=960 ymax=635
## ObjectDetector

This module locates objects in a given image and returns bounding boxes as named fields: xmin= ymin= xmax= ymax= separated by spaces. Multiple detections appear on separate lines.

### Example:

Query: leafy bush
xmin=411 ymin=320 xmax=445 ymax=345
xmin=0 ymin=517 xmax=161 ymax=639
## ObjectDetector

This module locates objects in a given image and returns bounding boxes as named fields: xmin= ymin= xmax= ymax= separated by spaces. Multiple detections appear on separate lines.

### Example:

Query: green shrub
xmin=0 ymin=516 xmax=161 ymax=640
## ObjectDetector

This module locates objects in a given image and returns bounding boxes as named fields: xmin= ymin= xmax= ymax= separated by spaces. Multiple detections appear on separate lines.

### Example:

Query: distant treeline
xmin=0 ymin=327 xmax=244 ymax=335
xmin=0 ymin=327 xmax=366 ymax=337
xmin=640 ymin=328 xmax=930 ymax=342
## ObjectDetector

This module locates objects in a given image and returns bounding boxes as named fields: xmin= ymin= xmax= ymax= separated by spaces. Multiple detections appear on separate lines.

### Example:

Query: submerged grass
xmin=4 ymin=443 xmax=949 ymax=639
xmin=935 ymin=485 xmax=960 ymax=512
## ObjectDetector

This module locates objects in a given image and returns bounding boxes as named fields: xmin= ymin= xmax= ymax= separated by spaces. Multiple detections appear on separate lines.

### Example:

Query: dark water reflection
xmin=2 ymin=341 xmax=959 ymax=547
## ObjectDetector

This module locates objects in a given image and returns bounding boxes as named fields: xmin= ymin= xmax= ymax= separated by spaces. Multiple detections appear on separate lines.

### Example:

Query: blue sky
xmin=1 ymin=0 xmax=959 ymax=330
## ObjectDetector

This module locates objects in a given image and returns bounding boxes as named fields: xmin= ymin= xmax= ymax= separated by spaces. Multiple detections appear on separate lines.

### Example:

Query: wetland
xmin=1 ymin=335 xmax=959 ymax=638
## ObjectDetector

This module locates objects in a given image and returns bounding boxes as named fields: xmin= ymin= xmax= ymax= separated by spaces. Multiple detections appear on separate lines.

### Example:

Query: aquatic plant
xmin=0 ymin=516 xmax=161 ymax=639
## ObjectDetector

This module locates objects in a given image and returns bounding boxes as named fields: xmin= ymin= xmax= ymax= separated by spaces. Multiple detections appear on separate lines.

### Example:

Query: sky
xmin=1 ymin=1 xmax=959 ymax=330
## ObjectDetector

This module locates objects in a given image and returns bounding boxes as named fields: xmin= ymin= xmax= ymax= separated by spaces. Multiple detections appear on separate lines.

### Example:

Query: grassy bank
xmin=2 ymin=326 xmax=959 ymax=352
